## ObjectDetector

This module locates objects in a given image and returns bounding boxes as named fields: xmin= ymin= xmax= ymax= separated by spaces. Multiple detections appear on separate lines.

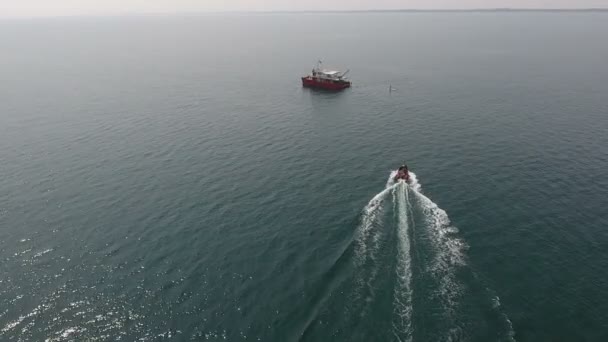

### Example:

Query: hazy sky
xmin=1 ymin=1 xmax=608 ymax=17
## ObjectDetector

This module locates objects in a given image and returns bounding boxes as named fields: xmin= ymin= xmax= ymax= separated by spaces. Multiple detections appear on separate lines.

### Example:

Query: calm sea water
xmin=1 ymin=12 xmax=608 ymax=341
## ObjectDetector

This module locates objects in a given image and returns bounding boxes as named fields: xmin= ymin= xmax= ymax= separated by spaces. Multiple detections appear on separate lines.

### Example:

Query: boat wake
xmin=392 ymin=181 xmax=413 ymax=342
xmin=349 ymin=171 xmax=515 ymax=342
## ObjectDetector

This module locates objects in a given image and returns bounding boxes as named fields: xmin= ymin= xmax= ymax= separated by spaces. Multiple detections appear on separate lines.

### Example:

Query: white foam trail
xmin=386 ymin=171 xmax=464 ymax=327
xmin=352 ymin=174 xmax=408 ymax=312
xmin=412 ymin=191 xmax=466 ymax=267
xmin=354 ymin=171 xmax=411 ymax=260
xmin=351 ymin=182 xmax=401 ymax=308
xmin=354 ymin=186 xmax=394 ymax=261
xmin=408 ymin=172 xmax=421 ymax=192
xmin=409 ymin=186 xmax=466 ymax=320
xmin=392 ymin=182 xmax=413 ymax=341
xmin=387 ymin=170 xmax=515 ymax=340
xmin=385 ymin=170 xmax=463 ymax=331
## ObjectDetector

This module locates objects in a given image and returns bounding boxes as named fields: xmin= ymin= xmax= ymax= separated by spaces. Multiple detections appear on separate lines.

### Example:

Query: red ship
xmin=302 ymin=61 xmax=351 ymax=91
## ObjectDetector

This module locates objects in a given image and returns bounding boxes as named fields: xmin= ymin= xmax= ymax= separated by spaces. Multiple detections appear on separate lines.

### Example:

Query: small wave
xmin=14 ymin=248 xmax=32 ymax=256
xmin=1 ymin=304 xmax=46 ymax=334
xmin=490 ymin=295 xmax=517 ymax=342
xmin=33 ymin=248 xmax=53 ymax=258
xmin=44 ymin=326 xmax=85 ymax=342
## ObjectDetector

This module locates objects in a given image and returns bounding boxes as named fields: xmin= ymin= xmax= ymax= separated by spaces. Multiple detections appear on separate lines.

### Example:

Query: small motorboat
xmin=394 ymin=165 xmax=410 ymax=183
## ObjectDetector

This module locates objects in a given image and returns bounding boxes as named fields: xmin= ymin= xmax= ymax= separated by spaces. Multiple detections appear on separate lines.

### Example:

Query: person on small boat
xmin=394 ymin=165 xmax=410 ymax=183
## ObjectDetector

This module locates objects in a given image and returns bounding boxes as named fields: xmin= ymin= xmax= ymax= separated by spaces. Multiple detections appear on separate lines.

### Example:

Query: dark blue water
xmin=1 ymin=12 xmax=608 ymax=341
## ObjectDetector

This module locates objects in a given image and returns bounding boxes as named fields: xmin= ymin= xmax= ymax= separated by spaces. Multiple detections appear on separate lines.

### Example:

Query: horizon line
xmin=1 ymin=8 xmax=608 ymax=19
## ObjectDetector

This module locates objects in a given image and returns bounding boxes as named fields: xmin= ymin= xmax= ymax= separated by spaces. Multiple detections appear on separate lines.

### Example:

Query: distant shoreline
xmin=259 ymin=8 xmax=608 ymax=13
xmin=2 ymin=8 xmax=608 ymax=19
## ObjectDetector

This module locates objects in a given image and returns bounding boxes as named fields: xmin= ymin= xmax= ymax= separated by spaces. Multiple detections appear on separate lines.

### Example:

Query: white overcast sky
xmin=1 ymin=1 xmax=607 ymax=17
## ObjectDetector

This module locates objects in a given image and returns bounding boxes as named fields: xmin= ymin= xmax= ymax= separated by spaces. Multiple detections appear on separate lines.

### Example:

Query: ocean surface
xmin=1 ymin=12 xmax=608 ymax=342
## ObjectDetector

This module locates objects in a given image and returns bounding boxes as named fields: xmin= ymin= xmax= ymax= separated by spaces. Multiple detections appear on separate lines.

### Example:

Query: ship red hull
xmin=301 ymin=76 xmax=351 ymax=91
